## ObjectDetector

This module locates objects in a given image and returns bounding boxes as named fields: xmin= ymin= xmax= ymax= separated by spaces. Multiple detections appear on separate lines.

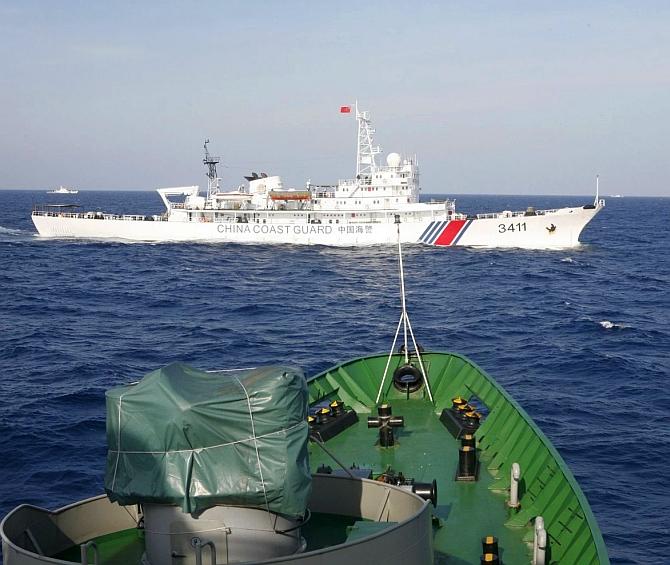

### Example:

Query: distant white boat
xmin=610 ymin=194 xmax=623 ymax=198
xmin=47 ymin=186 xmax=78 ymax=194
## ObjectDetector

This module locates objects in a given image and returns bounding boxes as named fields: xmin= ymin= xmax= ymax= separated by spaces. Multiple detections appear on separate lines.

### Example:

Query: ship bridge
xmin=311 ymin=105 xmax=421 ymax=212
xmin=313 ymin=152 xmax=420 ymax=212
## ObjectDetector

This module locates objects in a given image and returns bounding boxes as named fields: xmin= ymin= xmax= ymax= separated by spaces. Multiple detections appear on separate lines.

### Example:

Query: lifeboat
xmin=269 ymin=190 xmax=311 ymax=201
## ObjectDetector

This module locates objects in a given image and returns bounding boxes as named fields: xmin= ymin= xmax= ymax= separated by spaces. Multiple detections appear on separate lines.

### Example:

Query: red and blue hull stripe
xmin=419 ymin=219 xmax=472 ymax=246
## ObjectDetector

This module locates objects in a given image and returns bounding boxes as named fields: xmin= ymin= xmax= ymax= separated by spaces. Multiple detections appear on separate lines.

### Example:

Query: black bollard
xmin=461 ymin=433 xmax=476 ymax=448
xmin=482 ymin=535 xmax=499 ymax=555
xmin=457 ymin=445 xmax=477 ymax=480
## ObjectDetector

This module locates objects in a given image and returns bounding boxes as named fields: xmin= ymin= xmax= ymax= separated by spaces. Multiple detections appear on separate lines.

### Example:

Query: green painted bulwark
xmin=309 ymin=351 xmax=610 ymax=565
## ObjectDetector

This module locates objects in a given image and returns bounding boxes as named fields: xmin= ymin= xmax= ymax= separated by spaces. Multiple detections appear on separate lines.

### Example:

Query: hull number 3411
xmin=498 ymin=222 xmax=527 ymax=234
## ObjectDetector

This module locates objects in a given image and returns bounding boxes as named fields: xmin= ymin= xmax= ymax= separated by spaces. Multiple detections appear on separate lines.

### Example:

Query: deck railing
xmin=32 ymin=210 xmax=166 ymax=222
xmin=475 ymin=208 xmax=559 ymax=220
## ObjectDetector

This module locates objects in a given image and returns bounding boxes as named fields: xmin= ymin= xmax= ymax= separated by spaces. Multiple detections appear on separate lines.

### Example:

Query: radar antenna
xmin=203 ymin=139 xmax=221 ymax=198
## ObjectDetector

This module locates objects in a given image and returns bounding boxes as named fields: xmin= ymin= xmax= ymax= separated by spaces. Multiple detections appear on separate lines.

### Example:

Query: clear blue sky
xmin=1 ymin=1 xmax=668 ymax=196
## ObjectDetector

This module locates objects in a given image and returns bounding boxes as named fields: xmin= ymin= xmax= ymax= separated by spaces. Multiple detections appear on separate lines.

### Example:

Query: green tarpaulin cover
xmin=104 ymin=362 xmax=311 ymax=517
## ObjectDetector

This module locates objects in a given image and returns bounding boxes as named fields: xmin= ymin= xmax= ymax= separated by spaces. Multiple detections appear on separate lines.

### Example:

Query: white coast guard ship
xmin=32 ymin=105 xmax=604 ymax=247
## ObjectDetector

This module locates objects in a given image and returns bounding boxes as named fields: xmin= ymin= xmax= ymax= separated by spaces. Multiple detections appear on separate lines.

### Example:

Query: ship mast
xmin=203 ymin=139 xmax=221 ymax=198
xmin=355 ymin=102 xmax=381 ymax=180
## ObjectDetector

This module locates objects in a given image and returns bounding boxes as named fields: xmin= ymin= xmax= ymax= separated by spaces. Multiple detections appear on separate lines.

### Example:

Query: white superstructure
xmin=32 ymin=105 xmax=604 ymax=247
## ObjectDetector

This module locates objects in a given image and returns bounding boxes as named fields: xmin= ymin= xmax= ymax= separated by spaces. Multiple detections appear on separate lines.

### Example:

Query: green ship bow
xmin=1 ymin=218 xmax=608 ymax=564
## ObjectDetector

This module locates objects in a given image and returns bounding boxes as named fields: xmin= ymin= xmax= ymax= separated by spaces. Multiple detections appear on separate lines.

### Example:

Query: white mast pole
xmin=354 ymin=102 xmax=380 ymax=183
xmin=397 ymin=220 xmax=410 ymax=365
xmin=355 ymin=100 xmax=361 ymax=178
xmin=595 ymin=174 xmax=599 ymax=206
xmin=203 ymin=139 xmax=220 ymax=200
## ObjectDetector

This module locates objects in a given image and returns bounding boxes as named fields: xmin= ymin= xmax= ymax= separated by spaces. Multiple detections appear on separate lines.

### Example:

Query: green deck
xmin=307 ymin=351 xmax=610 ymax=565
xmin=54 ymin=529 xmax=145 ymax=563
xmin=50 ymin=351 xmax=608 ymax=564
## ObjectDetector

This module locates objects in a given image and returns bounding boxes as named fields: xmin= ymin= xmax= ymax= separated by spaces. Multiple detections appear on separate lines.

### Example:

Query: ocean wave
xmin=1 ymin=191 xmax=669 ymax=564
xmin=0 ymin=225 xmax=22 ymax=235
xmin=599 ymin=320 xmax=629 ymax=330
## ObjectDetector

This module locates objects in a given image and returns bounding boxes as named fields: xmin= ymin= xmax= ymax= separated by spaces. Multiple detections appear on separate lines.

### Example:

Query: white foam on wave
xmin=0 ymin=225 xmax=22 ymax=235
xmin=561 ymin=257 xmax=574 ymax=263
xmin=600 ymin=320 xmax=628 ymax=330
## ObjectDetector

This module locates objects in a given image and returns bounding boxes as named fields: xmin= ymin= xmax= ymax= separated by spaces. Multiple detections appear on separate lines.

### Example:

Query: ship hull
xmin=421 ymin=205 xmax=602 ymax=248
xmin=32 ymin=214 xmax=429 ymax=245
xmin=32 ymin=204 xmax=601 ymax=248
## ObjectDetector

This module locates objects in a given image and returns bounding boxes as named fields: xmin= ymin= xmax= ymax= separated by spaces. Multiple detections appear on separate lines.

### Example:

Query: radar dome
xmin=386 ymin=152 xmax=401 ymax=167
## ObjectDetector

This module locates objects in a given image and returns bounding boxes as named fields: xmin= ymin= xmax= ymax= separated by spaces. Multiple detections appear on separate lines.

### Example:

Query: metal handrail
xmin=80 ymin=540 xmax=99 ymax=565
xmin=32 ymin=210 xmax=165 ymax=221
xmin=193 ymin=539 xmax=217 ymax=565
xmin=475 ymin=208 xmax=559 ymax=220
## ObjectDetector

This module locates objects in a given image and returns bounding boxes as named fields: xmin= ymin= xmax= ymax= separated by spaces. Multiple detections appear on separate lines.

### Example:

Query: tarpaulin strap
xmin=107 ymin=421 xmax=304 ymax=455
xmin=110 ymin=392 xmax=126 ymax=491
xmin=234 ymin=375 xmax=274 ymax=528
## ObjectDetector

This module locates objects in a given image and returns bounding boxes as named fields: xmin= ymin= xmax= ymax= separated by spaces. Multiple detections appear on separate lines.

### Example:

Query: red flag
xmin=340 ymin=106 xmax=351 ymax=113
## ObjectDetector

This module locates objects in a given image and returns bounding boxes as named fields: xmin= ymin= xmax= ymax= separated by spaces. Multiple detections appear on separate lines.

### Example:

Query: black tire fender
xmin=392 ymin=364 xmax=424 ymax=393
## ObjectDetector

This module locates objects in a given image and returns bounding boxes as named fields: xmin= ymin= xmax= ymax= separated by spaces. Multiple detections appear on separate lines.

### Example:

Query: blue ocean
xmin=0 ymin=190 xmax=668 ymax=564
